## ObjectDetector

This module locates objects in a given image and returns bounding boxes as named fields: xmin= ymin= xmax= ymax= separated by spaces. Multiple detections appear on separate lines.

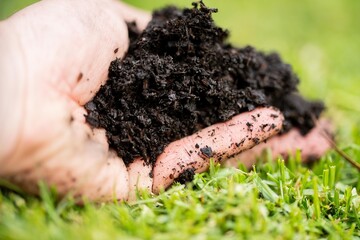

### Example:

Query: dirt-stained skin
xmin=0 ymin=0 xmax=331 ymax=202
xmin=85 ymin=3 xmax=324 ymax=166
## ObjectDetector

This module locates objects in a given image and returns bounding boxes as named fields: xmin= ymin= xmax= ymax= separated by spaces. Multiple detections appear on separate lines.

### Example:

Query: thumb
xmin=115 ymin=1 xmax=152 ymax=31
xmin=70 ymin=0 xmax=151 ymax=105
xmin=0 ymin=0 xmax=151 ymax=202
xmin=3 ymin=0 xmax=151 ymax=106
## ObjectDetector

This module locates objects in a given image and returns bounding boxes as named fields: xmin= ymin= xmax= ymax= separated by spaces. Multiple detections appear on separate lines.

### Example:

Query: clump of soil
xmin=174 ymin=168 xmax=196 ymax=185
xmin=85 ymin=2 xmax=324 ymax=166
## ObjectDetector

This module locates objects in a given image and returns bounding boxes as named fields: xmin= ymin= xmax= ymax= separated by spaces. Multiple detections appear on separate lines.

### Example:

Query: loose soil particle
xmin=174 ymin=168 xmax=196 ymax=185
xmin=85 ymin=2 xmax=324 ymax=166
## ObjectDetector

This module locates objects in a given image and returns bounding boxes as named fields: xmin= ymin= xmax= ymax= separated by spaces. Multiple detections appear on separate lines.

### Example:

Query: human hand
xmin=0 ymin=0 xmax=329 ymax=202
xmin=224 ymin=119 xmax=332 ymax=169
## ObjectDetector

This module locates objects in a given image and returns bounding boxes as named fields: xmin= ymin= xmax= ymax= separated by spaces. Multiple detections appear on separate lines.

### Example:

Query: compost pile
xmin=85 ymin=2 xmax=324 ymax=166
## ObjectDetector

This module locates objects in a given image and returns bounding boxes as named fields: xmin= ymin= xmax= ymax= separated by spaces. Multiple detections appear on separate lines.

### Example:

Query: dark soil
xmin=174 ymin=168 xmax=196 ymax=185
xmin=85 ymin=2 xmax=324 ymax=166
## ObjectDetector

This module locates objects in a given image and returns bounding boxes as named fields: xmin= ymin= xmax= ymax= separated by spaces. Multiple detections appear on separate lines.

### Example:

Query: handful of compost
xmin=85 ymin=2 xmax=329 ymax=192
xmin=0 ymin=0 xmax=331 ymax=202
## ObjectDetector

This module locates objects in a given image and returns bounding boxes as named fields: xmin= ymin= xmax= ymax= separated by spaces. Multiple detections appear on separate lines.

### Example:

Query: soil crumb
xmin=174 ymin=168 xmax=196 ymax=185
xmin=85 ymin=2 xmax=324 ymax=166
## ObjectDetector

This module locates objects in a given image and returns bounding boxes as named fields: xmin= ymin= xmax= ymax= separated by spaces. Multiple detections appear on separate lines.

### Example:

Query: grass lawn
xmin=1 ymin=0 xmax=360 ymax=239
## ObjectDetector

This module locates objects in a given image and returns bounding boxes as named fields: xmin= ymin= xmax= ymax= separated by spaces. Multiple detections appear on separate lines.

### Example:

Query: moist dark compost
xmin=85 ymin=2 xmax=325 ymax=166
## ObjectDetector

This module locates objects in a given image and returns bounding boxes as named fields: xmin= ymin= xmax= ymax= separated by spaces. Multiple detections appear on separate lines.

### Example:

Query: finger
xmin=127 ymin=158 xmax=153 ymax=201
xmin=0 ymin=0 xmax=129 ymax=169
xmin=224 ymin=119 xmax=332 ymax=168
xmin=152 ymin=107 xmax=284 ymax=193
xmin=70 ymin=0 xmax=151 ymax=104
xmin=115 ymin=1 xmax=152 ymax=31
xmin=0 ymin=0 xmax=129 ymax=192
xmin=3 ymin=0 xmax=142 ymax=105
xmin=0 ymin=0 xmax=151 ymax=202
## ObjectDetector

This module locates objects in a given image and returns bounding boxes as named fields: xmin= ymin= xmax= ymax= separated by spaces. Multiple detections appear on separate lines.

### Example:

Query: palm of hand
xmin=0 ymin=0 xmax=286 ymax=202
xmin=0 ymin=0 xmax=152 ymax=201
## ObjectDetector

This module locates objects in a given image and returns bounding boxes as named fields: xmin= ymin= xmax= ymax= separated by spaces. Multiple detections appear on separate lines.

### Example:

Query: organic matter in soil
xmin=85 ymin=2 xmax=324 ymax=166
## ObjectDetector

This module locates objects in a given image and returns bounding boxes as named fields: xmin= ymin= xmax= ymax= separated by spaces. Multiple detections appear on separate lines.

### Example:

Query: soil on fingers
xmin=85 ymin=2 xmax=324 ymax=166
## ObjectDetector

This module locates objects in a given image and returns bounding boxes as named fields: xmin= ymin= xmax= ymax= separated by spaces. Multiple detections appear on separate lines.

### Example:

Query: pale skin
xmin=0 ymin=0 xmax=330 ymax=202
xmin=224 ymin=119 xmax=332 ymax=168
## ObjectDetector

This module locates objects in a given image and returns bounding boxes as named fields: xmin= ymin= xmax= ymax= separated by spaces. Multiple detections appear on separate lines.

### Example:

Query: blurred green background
xmin=1 ymin=0 xmax=359 ymax=140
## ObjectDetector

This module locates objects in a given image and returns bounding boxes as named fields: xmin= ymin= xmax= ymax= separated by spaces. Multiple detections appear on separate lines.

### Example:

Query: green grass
xmin=1 ymin=0 xmax=360 ymax=239
xmin=1 ymin=152 xmax=360 ymax=239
